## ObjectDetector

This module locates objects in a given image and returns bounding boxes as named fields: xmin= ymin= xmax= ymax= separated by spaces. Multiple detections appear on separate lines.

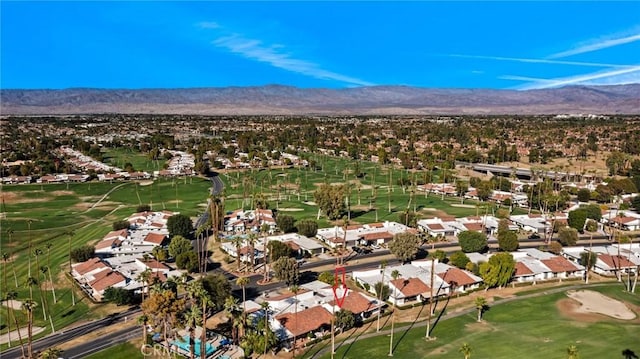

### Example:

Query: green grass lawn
xmin=304 ymin=284 xmax=640 ymax=359
xmin=102 ymin=147 xmax=161 ymax=173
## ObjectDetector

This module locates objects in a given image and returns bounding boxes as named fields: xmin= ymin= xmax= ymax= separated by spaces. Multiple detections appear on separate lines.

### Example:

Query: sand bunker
xmin=450 ymin=204 xmax=476 ymax=208
xmin=1 ymin=299 xmax=23 ymax=310
xmin=0 ymin=326 xmax=45 ymax=345
xmin=566 ymin=290 xmax=636 ymax=320
xmin=277 ymin=208 xmax=304 ymax=212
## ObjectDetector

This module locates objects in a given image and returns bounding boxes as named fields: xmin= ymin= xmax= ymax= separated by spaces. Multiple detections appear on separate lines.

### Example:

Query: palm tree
xmin=2 ymin=252 xmax=12 ymax=347
xmin=261 ymin=301 xmax=272 ymax=358
xmin=184 ymin=305 xmax=202 ymax=359
xmin=388 ymin=270 xmax=400 ymax=357
xmin=232 ymin=235 xmax=243 ymax=272
xmin=224 ymin=296 xmax=242 ymax=345
xmin=138 ymin=314 xmax=149 ymax=345
xmin=247 ymin=233 xmax=258 ymax=272
xmin=475 ymin=297 xmax=487 ymax=322
xmin=377 ymin=261 xmax=387 ymax=332
xmin=6 ymin=291 xmax=25 ymax=357
xmin=567 ymin=344 xmax=579 ymax=359
xmin=22 ymin=299 xmax=37 ymax=359
xmin=6 ymin=228 xmax=19 ymax=287
xmin=459 ymin=343 xmax=472 ymax=359
xmin=290 ymin=284 xmax=299 ymax=358
xmin=40 ymin=266 xmax=55 ymax=333
xmin=137 ymin=268 xmax=152 ymax=302
xmin=33 ymin=248 xmax=47 ymax=321
xmin=66 ymin=230 xmax=76 ymax=306
xmin=27 ymin=219 xmax=33 ymax=278
xmin=236 ymin=276 xmax=250 ymax=317
xmin=45 ymin=243 xmax=56 ymax=303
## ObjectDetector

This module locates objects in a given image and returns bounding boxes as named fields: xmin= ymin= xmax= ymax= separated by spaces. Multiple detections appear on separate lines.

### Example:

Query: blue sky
xmin=2 ymin=1 xmax=639 ymax=90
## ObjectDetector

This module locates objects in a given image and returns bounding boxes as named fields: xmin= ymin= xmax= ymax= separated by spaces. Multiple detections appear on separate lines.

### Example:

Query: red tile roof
xmin=598 ymin=254 xmax=635 ymax=269
xmin=361 ymin=231 xmax=394 ymax=241
xmin=427 ymin=223 xmax=444 ymax=230
xmin=328 ymin=291 xmax=377 ymax=315
xmin=73 ymin=258 xmax=108 ymax=275
xmin=144 ymin=232 xmax=166 ymax=245
xmin=141 ymin=259 xmax=170 ymax=271
xmin=276 ymin=306 xmax=333 ymax=337
xmin=90 ymin=270 xmax=126 ymax=292
xmin=463 ymin=223 xmax=484 ymax=232
xmin=439 ymin=268 xmax=479 ymax=286
xmin=541 ymin=257 xmax=580 ymax=273
xmin=104 ymin=229 xmax=128 ymax=240
xmin=390 ymin=278 xmax=430 ymax=298
xmin=95 ymin=238 xmax=122 ymax=250
xmin=514 ymin=262 xmax=534 ymax=276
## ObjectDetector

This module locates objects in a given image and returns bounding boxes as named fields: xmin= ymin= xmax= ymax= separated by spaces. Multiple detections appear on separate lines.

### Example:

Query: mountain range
xmin=1 ymin=84 xmax=639 ymax=115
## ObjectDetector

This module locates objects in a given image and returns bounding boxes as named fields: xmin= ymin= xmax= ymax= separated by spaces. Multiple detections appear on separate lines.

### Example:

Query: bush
xmin=498 ymin=231 xmax=519 ymax=251
xmin=136 ymin=204 xmax=151 ymax=212
xmin=548 ymin=241 xmax=563 ymax=254
xmin=112 ymin=220 xmax=130 ymax=231
xmin=458 ymin=231 xmax=488 ymax=253
xmin=167 ymin=214 xmax=194 ymax=239
xmin=176 ymin=251 xmax=199 ymax=272
xmin=276 ymin=214 xmax=296 ymax=233
xmin=70 ymin=245 xmax=95 ymax=263
xmin=103 ymin=287 xmax=137 ymax=305
xmin=558 ymin=227 xmax=578 ymax=246
xmin=577 ymin=188 xmax=591 ymax=202
xmin=296 ymin=219 xmax=318 ymax=237
xmin=450 ymin=251 xmax=470 ymax=269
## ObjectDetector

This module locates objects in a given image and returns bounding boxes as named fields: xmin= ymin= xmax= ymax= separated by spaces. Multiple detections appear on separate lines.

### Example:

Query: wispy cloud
xmin=448 ymin=54 xmax=630 ymax=68
xmin=205 ymin=27 xmax=374 ymax=87
xmin=549 ymin=31 xmax=640 ymax=59
xmin=507 ymin=65 xmax=640 ymax=90
xmin=197 ymin=21 xmax=220 ymax=29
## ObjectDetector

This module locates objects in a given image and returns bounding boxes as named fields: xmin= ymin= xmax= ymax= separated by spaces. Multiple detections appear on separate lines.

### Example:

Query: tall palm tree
xmin=388 ymin=270 xmax=400 ymax=357
xmin=66 ymin=230 xmax=76 ymax=306
xmin=6 ymin=291 xmax=25 ymax=357
xmin=40 ymin=266 xmax=55 ymax=333
xmin=33 ymin=248 xmax=47 ymax=321
xmin=2 ymin=252 xmax=11 ymax=347
xmin=138 ymin=314 xmax=149 ymax=345
xmin=45 ymin=243 xmax=56 ymax=303
xmin=247 ymin=233 xmax=258 ymax=273
xmin=137 ymin=268 xmax=152 ymax=302
xmin=27 ymin=219 xmax=33 ymax=278
xmin=184 ymin=305 xmax=202 ymax=359
xmin=425 ymin=256 xmax=435 ymax=339
xmin=224 ymin=296 xmax=242 ymax=345
xmin=236 ymin=276 xmax=250 ymax=317
xmin=459 ymin=343 xmax=472 ymax=359
xmin=290 ymin=284 xmax=299 ymax=358
xmin=232 ymin=235 xmax=243 ymax=272
xmin=567 ymin=345 xmax=579 ymax=359
xmin=22 ymin=299 xmax=37 ymax=359
xmin=377 ymin=261 xmax=387 ymax=332
xmin=475 ymin=297 xmax=487 ymax=322
xmin=6 ymin=228 xmax=19 ymax=287
xmin=261 ymin=301 xmax=272 ymax=358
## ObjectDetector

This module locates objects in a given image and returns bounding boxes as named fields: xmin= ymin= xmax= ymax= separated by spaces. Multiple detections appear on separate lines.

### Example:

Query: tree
xmin=314 ymin=183 xmax=347 ymax=220
xmin=577 ymin=189 xmax=591 ymax=202
xmin=388 ymin=232 xmax=422 ymax=263
xmin=450 ymin=251 xmax=471 ymax=269
xmin=548 ymin=241 xmax=563 ymax=254
xmin=476 ymin=181 xmax=493 ymax=201
xmin=272 ymin=257 xmax=299 ymax=286
xmin=398 ymin=210 xmax=418 ymax=227
xmin=176 ymin=251 xmax=199 ymax=272
xmin=458 ymin=231 xmax=488 ymax=253
xmin=580 ymin=252 xmax=598 ymax=284
xmin=558 ymin=227 xmax=579 ymax=246
xmin=374 ymin=281 xmax=390 ymax=301
xmin=103 ymin=287 xmax=136 ymax=305
xmin=201 ymin=273 xmax=232 ymax=311
xmin=136 ymin=204 xmax=151 ymax=212
xmin=167 ymin=214 xmax=194 ymax=239
xmin=318 ymin=271 xmax=336 ymax=285
xmin=460 ymin=343 xmax=472 ymax=359
xmin=296 ymin=219 xmax=318 ymax=237
xmin=39 ymin=347 xmax=63 ymax=359
xmin=141 ymin=289 xmax=186 ymax=345
xmin=168 ymin=235 xmax=193 ymax=258
xmin=152 ymin=246 xmax=169 ymax=261
xmin=236 ymin=276 xmax=250 ymax=317
xmin=479 ymin=252 xmax=515 ymax=288
xmin=70 ymin=245 xmax=95 ymax=262
xmin=567 ymin=345 xmax=579 ymax=359
xmin=568 ymin=209 xmax=587 ymax=232
xmin=290 ymin=284 xmax=300 ymax=358
xmin=138 ymin=314 xmax=150 ymax=345
xmin=112 ymin=220 xmax=130 ymax=231
xmin=389 ymin=270 xmax=400 ymax=356
xmin=498 ymin=230 xmax=519 ymax=252
xmin=474 ymin=297 xmax=488 ymax=322
xmin=632 ymin=196 xmax=640 ymax=210
xmin=276 ymin=214 xmax=296 ymax=233
xmin=268 ymin=240 xmax=293 ymax=262
xmin=22 ymin=299 xmax=37 ymax=359
xmin=335 ymin=309 xmax=356 ymax=332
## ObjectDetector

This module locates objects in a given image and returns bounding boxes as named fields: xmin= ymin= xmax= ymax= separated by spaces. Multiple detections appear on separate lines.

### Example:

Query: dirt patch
xmin=0 ymin=326 xmax=45 ymax=345
xmin=1 ymin=192 xmax=49 ymax=204
xmin=566 ymin=290 xmax=636 ymax=320
xmin=51 ymin=190 xmax=74 ymax=196
xmin=139 ymin=180 xmax=154 ymax=186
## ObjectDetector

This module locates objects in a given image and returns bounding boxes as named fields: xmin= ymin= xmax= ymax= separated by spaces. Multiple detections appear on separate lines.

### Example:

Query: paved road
xmin=0 ymin=307 xmax=140 ymax=359
xmin=195 ymin=174 xmax=224 ymax=230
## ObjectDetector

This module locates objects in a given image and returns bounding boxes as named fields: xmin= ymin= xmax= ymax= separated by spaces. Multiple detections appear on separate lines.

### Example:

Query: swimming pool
xmin=172 ymin=335 xmax=216 ymax=357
